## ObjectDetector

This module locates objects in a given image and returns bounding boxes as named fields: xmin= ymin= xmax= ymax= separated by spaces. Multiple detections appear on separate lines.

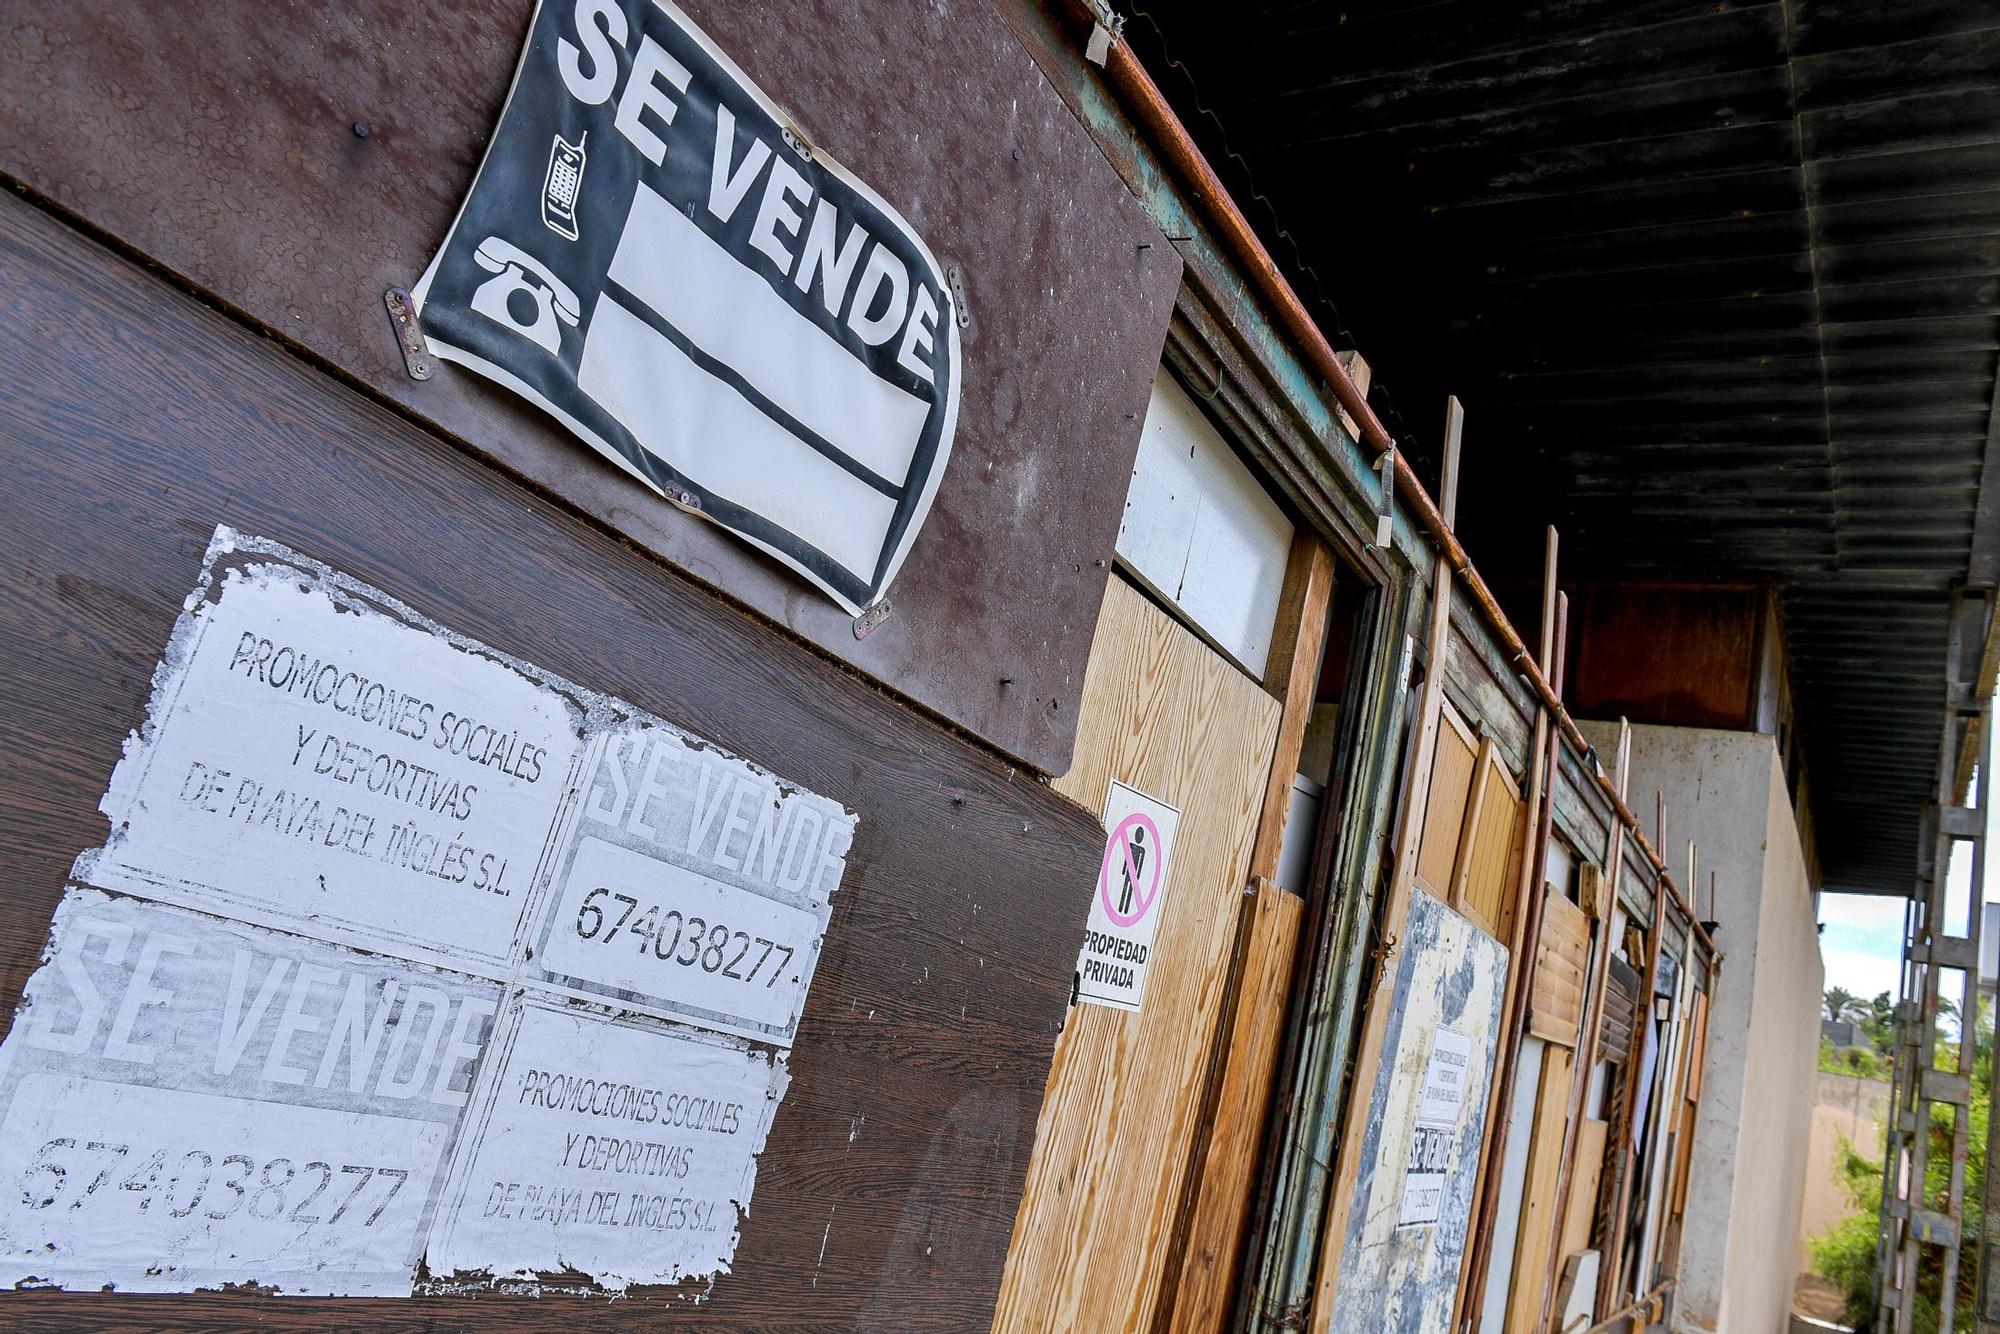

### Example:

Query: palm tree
xmin=1824 ymin=986 xmax=1861 ymax=1024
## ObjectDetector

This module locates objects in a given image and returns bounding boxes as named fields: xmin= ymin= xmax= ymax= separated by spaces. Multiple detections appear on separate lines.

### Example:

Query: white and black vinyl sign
xmin=413 ymin=0 xmax=961 ymax=615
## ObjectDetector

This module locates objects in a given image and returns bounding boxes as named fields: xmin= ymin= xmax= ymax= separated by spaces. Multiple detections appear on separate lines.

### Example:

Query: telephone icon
xmin=470 ymin=236 xmax=580 ymax=356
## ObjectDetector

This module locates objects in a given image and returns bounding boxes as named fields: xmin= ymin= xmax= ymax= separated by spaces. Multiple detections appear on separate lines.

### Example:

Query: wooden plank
xmin=1450 ymin=537 xmax=1563 ymax=1331
xmin=1416 ymin=709 xmax=1481 ymax=897
xmin=0 ymin=193 xmax=1103 ymax=1331
xmin=1167 ymin=880 xmax=1307 ymax=1331
xmin=1530 ymin=895 xmax=1592 ymax=1046
xmin=1455 ymin=743 xmax=1526 ymax=941
xmin=1563 ymin=1119 xmax=1611 ymax=1261
xmin=1684 ymin=989 xmax=1710 ymax=1103
xmin=1249 ymin=540 xmax=1340 ymax=882
xmin=1505 ymin=1044 xmax=1576 ymax=1334
xmin=1167 ymin=534 xmax=1334 ymax=1332
xmin=993 ymin=577 xmax=1281 ymax=1334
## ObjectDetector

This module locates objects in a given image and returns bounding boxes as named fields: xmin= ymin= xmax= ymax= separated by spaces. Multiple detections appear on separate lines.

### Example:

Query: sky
xmin=1817 ymin=780 xmax=1997 ymax=1008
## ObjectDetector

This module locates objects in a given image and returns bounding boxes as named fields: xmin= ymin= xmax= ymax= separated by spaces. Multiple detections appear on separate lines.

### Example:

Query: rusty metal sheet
xmin=0 ymin=0 xmax=1179 ymax=775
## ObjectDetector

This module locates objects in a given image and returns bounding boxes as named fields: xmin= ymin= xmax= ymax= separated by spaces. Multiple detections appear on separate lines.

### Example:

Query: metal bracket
xmin=853 ymin=598 xmax=893 ymax=641
xmin=945 ymin=265 xmax=971 ymax=330
xmin=1083 ymin=0 xmax=1124 ymax=64
xmin=1371 ymin=444 xmax=1397 ymax=548
xmin=383 ymin=287 xmax=433 ymax=381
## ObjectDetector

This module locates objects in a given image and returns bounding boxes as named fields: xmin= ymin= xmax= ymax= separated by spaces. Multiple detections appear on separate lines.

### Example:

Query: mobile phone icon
xmin=543 ymin=132 xmax=587 ymax=241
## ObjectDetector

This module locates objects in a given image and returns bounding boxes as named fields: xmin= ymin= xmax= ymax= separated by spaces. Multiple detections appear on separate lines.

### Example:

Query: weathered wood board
xmin=0 ymin=192 xmax=1098 ymax=1330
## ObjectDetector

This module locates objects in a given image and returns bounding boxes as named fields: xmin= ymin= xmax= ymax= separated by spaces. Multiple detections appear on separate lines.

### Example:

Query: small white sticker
xmin=424 ymin=997 xmax=785 ymax=1290
xmin=1073 ymin=780 xmax=1182 ymax=1011
xmin=1397 ymin=1026 xmax=1472 ymax=1231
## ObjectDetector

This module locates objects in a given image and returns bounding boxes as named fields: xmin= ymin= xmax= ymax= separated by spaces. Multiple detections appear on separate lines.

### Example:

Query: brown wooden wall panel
xmin=0 ymin=0 xmax=1180 ymax=776
xmin=0 ymin=192 xmax=1101 ymax=1330
xmin=1568 ymin=584 xmax=1764 ymax=731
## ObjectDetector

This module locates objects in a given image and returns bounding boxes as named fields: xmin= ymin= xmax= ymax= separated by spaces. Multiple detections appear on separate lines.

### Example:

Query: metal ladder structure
xmin=1877 ymin=590 xmax=1996 ymax=1334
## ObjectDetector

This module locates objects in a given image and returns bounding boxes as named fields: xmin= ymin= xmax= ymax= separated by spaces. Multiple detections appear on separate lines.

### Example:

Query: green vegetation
xmin=1820 ymin=1033 xmax=1891 ymax=1081
xmin=1809 ymin=992 xmax=1991 ymax=1332
xmin=1810 ymin=1129 xmax=1884 ymax=1328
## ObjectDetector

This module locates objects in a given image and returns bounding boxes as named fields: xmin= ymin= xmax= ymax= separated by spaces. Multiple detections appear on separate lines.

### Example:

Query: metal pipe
xmin=1067 ymin=7 xmax=1716 ymax=956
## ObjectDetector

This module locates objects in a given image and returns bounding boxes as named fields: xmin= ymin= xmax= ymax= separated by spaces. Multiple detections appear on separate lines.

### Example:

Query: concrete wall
xmin=1798 ymin=1073 xmax=1889 ymax=1268
xmin=1581 ymin=724 xmax=1823 ymax=1334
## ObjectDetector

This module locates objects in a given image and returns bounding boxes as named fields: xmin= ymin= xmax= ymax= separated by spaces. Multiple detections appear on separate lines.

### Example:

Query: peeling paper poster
xmin=0 ymin=891 xmax=483 ymax=1295
xmin=425 ymin=998 xmax=785 ymax=1288
xmin=0 ymin=528 xmax=855 ymax=1298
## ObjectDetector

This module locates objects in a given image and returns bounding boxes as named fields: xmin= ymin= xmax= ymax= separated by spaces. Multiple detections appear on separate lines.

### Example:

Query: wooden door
xmin=992 ymin=576 xmax=1282 ymax=1332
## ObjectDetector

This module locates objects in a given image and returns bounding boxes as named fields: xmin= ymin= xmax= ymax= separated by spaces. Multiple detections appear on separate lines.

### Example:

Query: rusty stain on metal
xmin=381 ymin=286 xmax=431 ymax=381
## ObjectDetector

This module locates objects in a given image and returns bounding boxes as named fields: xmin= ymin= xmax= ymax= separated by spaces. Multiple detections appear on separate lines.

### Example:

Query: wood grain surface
xmin=991 ymin=577 xmax=1280 ymax=1333
xmin=0 ymin=191 xmax=1100 ymax=1331
xmin=1166 ymin=535 xmax=1334 ymax=1333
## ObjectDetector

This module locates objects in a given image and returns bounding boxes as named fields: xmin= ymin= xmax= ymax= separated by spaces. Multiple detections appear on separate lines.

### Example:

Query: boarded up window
xmin=1528 ymin=892 xmax=1590 ymax=1045
xmin=1453 ymin=742 xmax=1524 ymax=939
xmin=1411 ymin=703 xmax=1524 ymax=943
xmin=1600 ymin=957 xmax=1641 ymax=1061
xmin=1414 ymin=708 xmax=1479 ymax=896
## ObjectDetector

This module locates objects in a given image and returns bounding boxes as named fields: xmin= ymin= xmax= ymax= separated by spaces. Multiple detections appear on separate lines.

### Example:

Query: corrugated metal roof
xmin=1127 ymin=0 xmax=2000 ymax=895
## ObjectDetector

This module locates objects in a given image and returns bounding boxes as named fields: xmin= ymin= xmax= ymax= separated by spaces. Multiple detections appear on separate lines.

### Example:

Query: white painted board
xmin=1073 ymin=781 xmax=1183 ymax=1011
xmin=1399 ymin=1026 xmax=1474 ymax=1230
xmin=529 ymin=717 xmax=851 ymax=1045
xmin=1329 ymin=892 xmax=1509 ymax=1334
xmin=1117 ymin=368 xmax=1292 ymax=677
xmin=1983 ymin=901 xmax=1999 ymax=986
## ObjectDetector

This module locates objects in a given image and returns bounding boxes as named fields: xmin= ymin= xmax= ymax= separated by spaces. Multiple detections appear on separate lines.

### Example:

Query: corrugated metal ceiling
xmin=1126 ymin=0 xmax=2000 ymax=895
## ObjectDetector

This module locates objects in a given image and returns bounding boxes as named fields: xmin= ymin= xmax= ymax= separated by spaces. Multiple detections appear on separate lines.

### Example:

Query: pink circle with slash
xmin=1099 ymin=812 xmax=1164 ymax=928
